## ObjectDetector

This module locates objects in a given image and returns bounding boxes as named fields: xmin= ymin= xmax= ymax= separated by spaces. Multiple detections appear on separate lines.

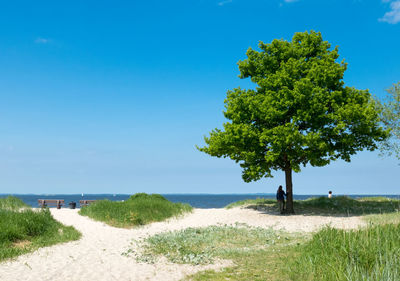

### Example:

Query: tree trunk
xmin=284 ymin=167 xmax=295 ymax=214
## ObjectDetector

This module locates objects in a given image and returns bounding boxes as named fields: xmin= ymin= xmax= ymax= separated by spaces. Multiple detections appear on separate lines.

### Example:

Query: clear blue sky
xmin=0 ymin=0 xmax=399 ymax=195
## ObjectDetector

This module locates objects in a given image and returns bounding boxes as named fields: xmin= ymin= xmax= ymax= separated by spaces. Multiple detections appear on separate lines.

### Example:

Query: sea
xmin=1 ymin=193 xmax=399 ymax=209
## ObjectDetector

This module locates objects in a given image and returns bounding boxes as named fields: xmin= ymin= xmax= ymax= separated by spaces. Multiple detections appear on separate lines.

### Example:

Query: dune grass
xmin=134 ymin=224 xmax=282 ymax=265
xmin=225 ymin=198 xmax=276 ymax=209
xmin=226 ymin=196 xmax=400 ymax=216
xmin=140 ymin=215 xmax=400 ymax=281
xmin=79 ymin=193 xmax=192 ymax=228
xmin=131 ymin=224 xmax=299 ymax=281
xmin=287 ymin=223 xmax=400 ymax=281
xmin=132 ymin=196 xmax=400 ymax=281
xmin=0 ymin=196 xmax=81 ymax=262
xmin=0 ymin=195 xmax=29 ymax=210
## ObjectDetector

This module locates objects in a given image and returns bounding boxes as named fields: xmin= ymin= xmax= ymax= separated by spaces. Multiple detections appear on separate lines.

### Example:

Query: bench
xmin=79 ymin=200 xmax=97 ymax=207
xmin=38 ymin=199 xmax=64 ymax=209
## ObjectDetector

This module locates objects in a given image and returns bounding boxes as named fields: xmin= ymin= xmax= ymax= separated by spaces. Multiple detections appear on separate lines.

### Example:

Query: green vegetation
xmin=0 ymin=195 xmax=29 ymax=210
xmin=376 ymin=81 xmax=400 ymax=161
xmin=135 ymin=224 xmax=281 ymax=265
xmin=225 ymin=198 xmax=276 ymax=209
xmin=130 ymin=196 xmax=400 ymax=281
xmin=79 ymin=193 xmax=192 ymax=228
xmin=226 ymin=196 xmax=400 ymax=215
xmin=131 ymin=224 xmax=298 ymax=281
xmin=197 ymin=30 xmax=388 ymax=213
xmin=0 ymin=196 xmax=81 ymax=262
xmin=365 ymin=211 xmax=400 ymax=225
xmin=288 ymin=224 xmax=400 ymax=281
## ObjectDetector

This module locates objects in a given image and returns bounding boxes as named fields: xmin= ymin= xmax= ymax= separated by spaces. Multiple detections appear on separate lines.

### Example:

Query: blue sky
xmin=0 ymin=0 xmax=399 ymax=195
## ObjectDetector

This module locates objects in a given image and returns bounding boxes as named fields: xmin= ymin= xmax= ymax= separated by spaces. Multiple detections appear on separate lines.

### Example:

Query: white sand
xmin=0 ymin=208 xmax=365 ymax=281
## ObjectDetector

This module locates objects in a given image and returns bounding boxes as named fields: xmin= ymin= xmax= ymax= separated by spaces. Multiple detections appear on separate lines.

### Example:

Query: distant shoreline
xmin=1 ymin=193 xmax=399 ymax=209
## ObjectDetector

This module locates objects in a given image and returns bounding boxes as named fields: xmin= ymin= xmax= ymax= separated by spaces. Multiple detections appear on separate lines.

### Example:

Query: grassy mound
xmin=0 ymin=195 xmax=29 ymax=210
xmin=0 ymin=196 xmax=81 ymax=262
xmin=226 ymin=196 xmax=400 ymax=215
xmin=288 ymin=223 xmax=400 ymax=281
xmin=79 ymin=193 xmax=192 ymax=228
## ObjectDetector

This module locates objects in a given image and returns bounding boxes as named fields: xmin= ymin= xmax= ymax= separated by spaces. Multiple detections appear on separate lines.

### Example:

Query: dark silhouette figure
xmin=276 ymin=185 xmax=286 ymax=214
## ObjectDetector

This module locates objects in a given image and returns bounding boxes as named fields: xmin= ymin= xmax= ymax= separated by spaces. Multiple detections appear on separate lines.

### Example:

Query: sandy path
xmin=0 ymin=208 xmax=365 ymax=281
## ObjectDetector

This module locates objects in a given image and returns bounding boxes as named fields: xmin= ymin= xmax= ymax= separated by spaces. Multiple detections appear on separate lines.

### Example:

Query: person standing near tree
xmin=276 ymin=185 xmax=286 ymax=214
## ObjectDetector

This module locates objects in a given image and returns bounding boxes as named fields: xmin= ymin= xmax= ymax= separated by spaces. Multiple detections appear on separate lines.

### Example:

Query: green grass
xmin=79 ymin=193 xmax=193 ymax=228
xmin=226 ymin=196 xmax=400 ymax=216
xmin=0 ymin=196 xmax=30 ymax=210
xmin=135 ymin=224 xmax=280 ymax=265
xmin=130 ymin=197 xmax=400 ymax=281
xmin=225 ymin=198 xmax=276 ymax=209
xmin=130 ymin=224 xmax=300 ymax=281
xmin=287 ymin=224 xmax=400 ymax=281
xmin=137 ymin=219 xmax=400 ymax=281
xmin=0 ymin=196 xmax=81 ymax=262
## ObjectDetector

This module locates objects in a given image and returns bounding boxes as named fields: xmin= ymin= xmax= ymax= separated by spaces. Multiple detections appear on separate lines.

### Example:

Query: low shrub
xmin=134 ymin=224 xmax=279 ymax=265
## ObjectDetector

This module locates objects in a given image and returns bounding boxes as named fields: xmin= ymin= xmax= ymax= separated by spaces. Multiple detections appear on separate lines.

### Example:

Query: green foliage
xmin=79 ymin=193 xmax=192 ymax=228
xmin=198 ymin=30 xmax=387 ymax=197
xmin=135 ymin=224 xmax=280 ymax=265
xmin=288 ymin=224 xmax=400 ymax=281
xmin=226 ymin=196 xmax=400 ymax=215
xmin=0 ymin=196 xmax=29 ymax=210
xmin=0 ymin=202 xmax=81 ymax=261
xmin=376 ymin=82 xmax=400 ymax=160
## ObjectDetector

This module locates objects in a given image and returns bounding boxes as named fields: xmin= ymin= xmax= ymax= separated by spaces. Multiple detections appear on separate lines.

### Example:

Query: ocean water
xmin=1 ymin=193 xmax=399 ymax=209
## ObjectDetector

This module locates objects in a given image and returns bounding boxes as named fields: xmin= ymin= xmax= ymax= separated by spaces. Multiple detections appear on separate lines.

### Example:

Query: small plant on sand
xmin=134 ymin=224 xmax=298 ymax=281
xmin=79 ymin=193 xmax=192 ymax=228
xmin=0 ymin=196 xmax=81 ymax=262
xmin=136 ymin=224 xmax=285 ymax=264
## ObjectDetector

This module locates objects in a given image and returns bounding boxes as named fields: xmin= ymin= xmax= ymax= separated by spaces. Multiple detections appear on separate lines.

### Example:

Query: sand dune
xmin=0 ymin=208 xmax=364 ymax=281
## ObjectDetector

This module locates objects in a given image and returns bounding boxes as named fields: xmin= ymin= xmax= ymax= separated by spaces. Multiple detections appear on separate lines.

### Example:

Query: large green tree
xmin=377 ymin=82 xmax=400 ymax=161
xmin=198 ymin=31 xmax=388 ymax=213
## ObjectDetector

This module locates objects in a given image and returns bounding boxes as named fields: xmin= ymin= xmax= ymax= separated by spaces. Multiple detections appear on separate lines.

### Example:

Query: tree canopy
xmin=377 ymin=82 xmax=400 ymax=161
xmin=198 ymin=31 xmax=388 ymax=213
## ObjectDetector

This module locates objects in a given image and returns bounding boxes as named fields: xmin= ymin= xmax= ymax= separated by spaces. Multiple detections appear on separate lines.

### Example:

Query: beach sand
xmin=0 ymin=208 xmax=365 ymax=281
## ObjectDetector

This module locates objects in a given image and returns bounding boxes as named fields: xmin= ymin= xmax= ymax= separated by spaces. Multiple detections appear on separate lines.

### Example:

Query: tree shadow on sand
xmin=241 ymin=196 xmax=400 ymax=218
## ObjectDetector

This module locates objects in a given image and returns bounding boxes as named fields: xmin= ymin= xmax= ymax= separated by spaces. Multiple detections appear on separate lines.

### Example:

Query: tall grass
xmin=288 ymin=224 xmax=400 ymax=281
xmin=0 ymin=196 xmax=29 ymax=210
xmin=0 ymin=196 xmax=81 ymax=261
xmin=79 ymin=193 xmax=192 ymax=227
